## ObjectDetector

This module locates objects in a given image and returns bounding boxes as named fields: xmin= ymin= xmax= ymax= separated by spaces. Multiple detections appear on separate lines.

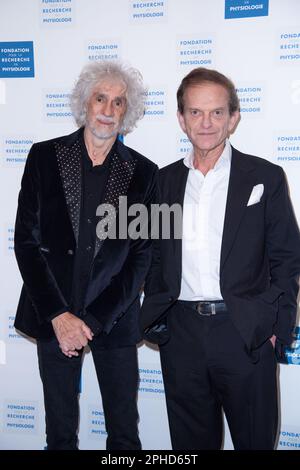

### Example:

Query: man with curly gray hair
xmin=14 ymin=60 xmax=158 ymax=450
xmin=70 ymin=61 xmax=146 ymax=136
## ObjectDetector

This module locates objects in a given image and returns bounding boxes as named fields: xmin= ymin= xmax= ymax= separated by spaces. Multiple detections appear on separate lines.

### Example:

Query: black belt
xmin=178 ymin=300 xmax=228 ymax=316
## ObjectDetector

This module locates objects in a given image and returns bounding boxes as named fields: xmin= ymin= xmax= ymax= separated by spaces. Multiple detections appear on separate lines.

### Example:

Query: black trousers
xmin=37 ymin=337 xmax=141 ymax=450
xmin=159 ymin=302 xmax=278 ymax=450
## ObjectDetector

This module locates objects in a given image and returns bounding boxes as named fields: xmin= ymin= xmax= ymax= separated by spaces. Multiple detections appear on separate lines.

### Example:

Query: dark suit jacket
xmin=14 ymin=129 xmax=158 ymax=347
xmin=140 ymin=146 xmax=300 ymax=353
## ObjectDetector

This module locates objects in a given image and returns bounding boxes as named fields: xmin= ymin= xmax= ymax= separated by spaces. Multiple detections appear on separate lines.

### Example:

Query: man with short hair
xmin=141 ymin=67 xmax=300 ymax=450
xmin=14 ymin=60 xmax=158 ymax=450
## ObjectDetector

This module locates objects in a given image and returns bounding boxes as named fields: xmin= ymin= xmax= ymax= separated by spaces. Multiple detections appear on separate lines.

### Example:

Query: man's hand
xmin=269 ymin=334 xmax=276 ymax=348
xmin=52 ymin=312 xmax=93 ymax=358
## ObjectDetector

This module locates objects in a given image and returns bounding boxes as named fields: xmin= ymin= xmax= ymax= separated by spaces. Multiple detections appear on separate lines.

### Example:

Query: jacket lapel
xmin=94 ymin=143 xmax=137 ymax=258
xmin=220 ymin=147 xmax=256 ymax=272
xmin=55 ymin=131 xmax=82 ymax=245
xmin=54 ymin=132 xmax=137 ymax=256
xmin=171 ymin=162 xmax=189 ymax=282
xmin=172 ymin=161 xmax=189 ymax=206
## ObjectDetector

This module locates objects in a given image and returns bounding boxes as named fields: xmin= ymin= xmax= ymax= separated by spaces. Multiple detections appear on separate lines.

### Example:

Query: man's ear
xmin=228 ymin=110 xmax=240 ymax=134
xmin=177 ymin=110 xmax=187 ymax=134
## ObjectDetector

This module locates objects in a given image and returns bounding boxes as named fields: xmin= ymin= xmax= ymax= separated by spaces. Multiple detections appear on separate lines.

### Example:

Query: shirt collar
xmin=183 ymin=139 xmax=232 ymax=171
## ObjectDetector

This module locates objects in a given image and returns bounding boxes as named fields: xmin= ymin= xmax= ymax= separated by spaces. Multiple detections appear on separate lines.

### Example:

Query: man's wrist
xmin=48 ymin=307 xmax=70 ymax=323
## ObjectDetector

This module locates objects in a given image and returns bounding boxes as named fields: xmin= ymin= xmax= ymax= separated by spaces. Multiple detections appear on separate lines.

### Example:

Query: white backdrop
xmin=0 ymin=0 xmax=300 ymax=450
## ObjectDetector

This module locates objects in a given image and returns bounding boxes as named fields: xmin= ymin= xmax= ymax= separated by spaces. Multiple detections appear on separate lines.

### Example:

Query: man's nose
xmin=201 ymin=114 xmax=212 ymax=128
xmin=102 ymin=100 xmax=114 ymax=117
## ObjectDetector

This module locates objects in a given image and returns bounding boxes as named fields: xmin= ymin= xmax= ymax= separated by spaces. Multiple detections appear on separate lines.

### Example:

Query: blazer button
xmin=67 ymin=249 xmax=74 ymax=255
xmin=168 ymin=296 xmax=174 ymax=303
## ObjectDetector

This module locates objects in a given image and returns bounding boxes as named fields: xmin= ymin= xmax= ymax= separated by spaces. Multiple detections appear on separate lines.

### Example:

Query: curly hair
xmin=70 ymin=61 xmax=146 ymax=135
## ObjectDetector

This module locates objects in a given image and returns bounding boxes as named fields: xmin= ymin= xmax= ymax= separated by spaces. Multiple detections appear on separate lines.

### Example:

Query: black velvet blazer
xmin=14 ymin=129 xmax=158 ymax=346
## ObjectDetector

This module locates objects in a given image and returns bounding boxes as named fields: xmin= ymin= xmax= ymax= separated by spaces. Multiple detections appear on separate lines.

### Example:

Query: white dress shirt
xmin=178 ymin=139 xmax=232 ymax=301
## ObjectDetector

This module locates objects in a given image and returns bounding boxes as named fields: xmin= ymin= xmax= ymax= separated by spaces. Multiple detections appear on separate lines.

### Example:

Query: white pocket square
xmin=247 ymin=184 xmax=264 ymax=206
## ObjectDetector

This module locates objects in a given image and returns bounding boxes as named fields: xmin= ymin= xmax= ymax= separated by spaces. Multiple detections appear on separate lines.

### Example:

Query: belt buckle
xmin=196 ymin=302 xmax=216 ymax=316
